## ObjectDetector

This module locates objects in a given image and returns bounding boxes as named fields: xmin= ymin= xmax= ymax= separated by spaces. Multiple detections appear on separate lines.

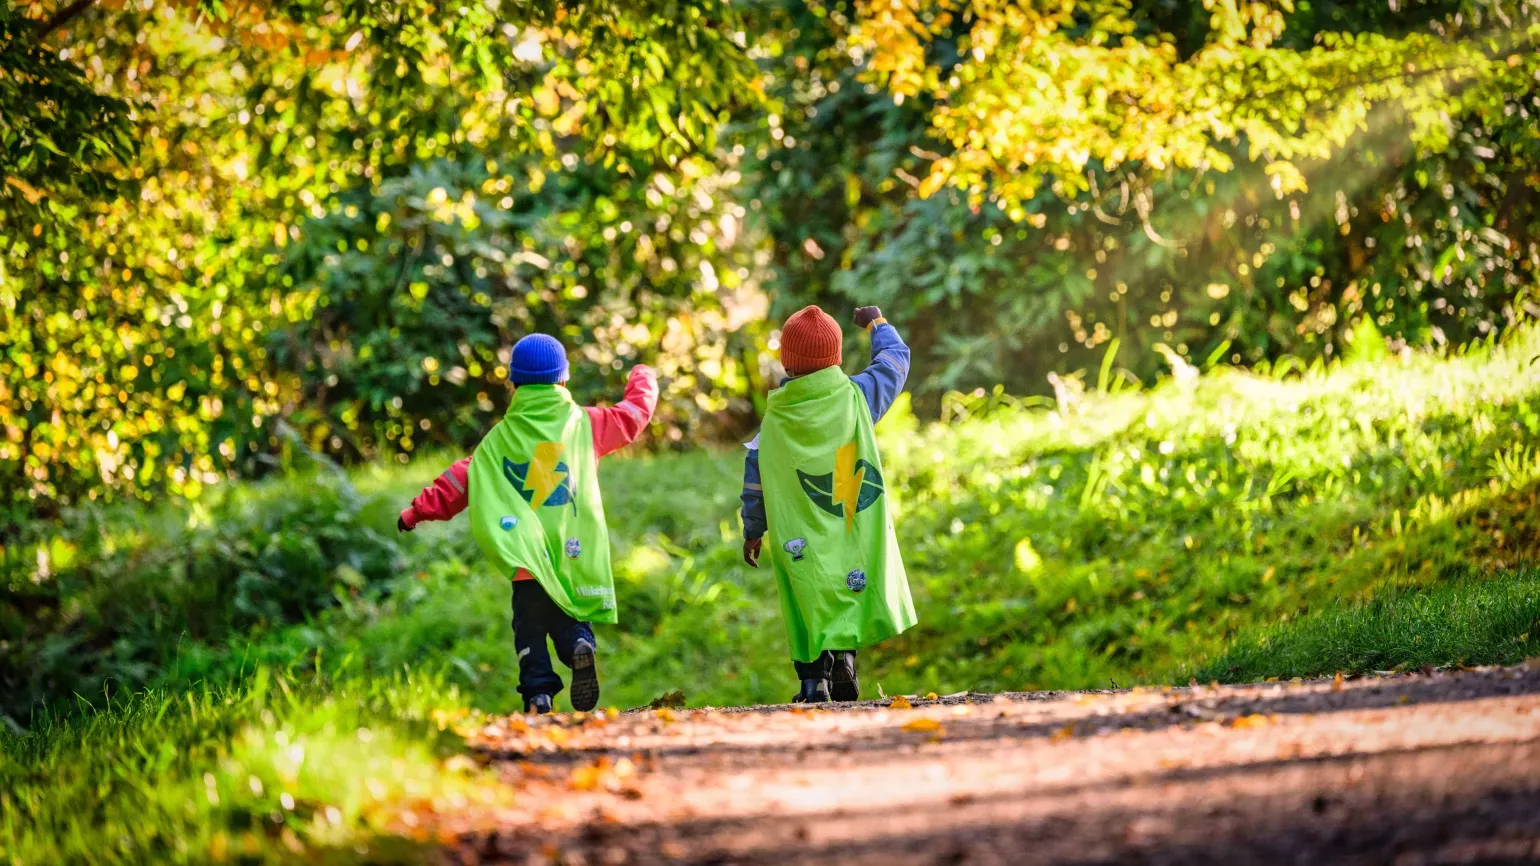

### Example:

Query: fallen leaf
xmin=1264 ymin=676 xmax=1280 ymax=683
xmin=1050 ymin=723 xmax=1075 ymax=743
xmin=570 ymin=765 xmax=603 ymax=791
xmin=654 ymin=708 xmax=677 ymax=723
xmin=889 ymin=695 xmax=913 ymax=709
xmin=649 ymin=690 xmax=687 ymax=709
xmin=924 ymin=692 xmax=939 ymax=701
xmin=1331 ymin=672 xmax=1344 ymax=692
xmin=1230 ymin=714 xmax=1270 ymax=729
xmin=901 ymin=717 xmax=942 ymax=733
xmin=546 ymin=727 xmax=571 ymax=746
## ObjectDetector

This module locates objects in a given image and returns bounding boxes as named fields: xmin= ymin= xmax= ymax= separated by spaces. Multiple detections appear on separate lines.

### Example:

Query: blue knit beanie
xmin=508 ymin=334 xmax=569 ymax=385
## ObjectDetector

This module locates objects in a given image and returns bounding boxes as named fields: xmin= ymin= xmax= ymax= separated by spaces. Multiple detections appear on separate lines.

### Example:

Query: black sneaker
xmin=569 ymin=638 xmax=600 ymax=713
xmin=830 ymin=651 xmax=859 ymax=701
xmin=525 ymin=694 xmax=553 ymax=715
xmin=792 ymin=678 xmax=830 ymax=703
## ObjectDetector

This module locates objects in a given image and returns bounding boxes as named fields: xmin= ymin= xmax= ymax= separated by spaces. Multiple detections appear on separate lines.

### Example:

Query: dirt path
xmin=437 ymin=664 xmax=1540 ymax=864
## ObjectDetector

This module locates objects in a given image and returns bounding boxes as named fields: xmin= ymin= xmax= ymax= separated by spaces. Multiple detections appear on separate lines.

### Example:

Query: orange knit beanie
xmin=779 ymin=305 xmax=843 ymax=375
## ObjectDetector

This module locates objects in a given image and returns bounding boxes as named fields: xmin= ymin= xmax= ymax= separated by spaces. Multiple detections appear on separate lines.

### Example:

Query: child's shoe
xmin=526 ymin=694 xmax=553 ymax=715
xmin=569 ymin=638 xmax=601 ymax=712
xmin=792 ymin=679 xmax=830 ymax=703
xmin=830 ymin=651 xmax=859 ymax=701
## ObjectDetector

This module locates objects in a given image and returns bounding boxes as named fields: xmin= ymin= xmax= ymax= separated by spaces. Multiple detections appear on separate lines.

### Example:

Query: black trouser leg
xmin=548 ymin=610 xmax=597 ymax=669
xmin=512 ymin=581 xmax=563 ymax=701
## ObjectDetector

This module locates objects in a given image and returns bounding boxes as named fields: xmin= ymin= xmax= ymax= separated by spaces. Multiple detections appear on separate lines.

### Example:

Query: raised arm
xmin=399 ymin=455 xmax=471 ymax=531
xmin=848 ymin=307 xmax=911 ymax=424
xmin=587 ymin=365 xmax=659 ymax=458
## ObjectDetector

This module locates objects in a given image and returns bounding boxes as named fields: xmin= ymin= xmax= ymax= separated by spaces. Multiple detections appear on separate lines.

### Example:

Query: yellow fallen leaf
xmin=1264 ymin=676 xmax=1279 ymax=683
xmin=1331 ymin=672 xmax=1344 ymax=692
xmin=1050 ymin=723 xmax=1075 ymax=743
xmin=570 ymin=765 xmax=604 ymax=791
xmin=889 ymin=696 xmax=912 ymax=709
xmin=1230 ymin=713 xmax=1270 ymax=729
xmin=901 ymin=717 xmax=942 ymax=733
xmin=1290 ymin=677 xmax=1304 ymax=685
xmin=545 ymin=727 xmax=570 ymax=745
xmin=924 ymin=692 xmax=939 ymax=701
xmin=654 ymin=708 xmax=677 ymax=723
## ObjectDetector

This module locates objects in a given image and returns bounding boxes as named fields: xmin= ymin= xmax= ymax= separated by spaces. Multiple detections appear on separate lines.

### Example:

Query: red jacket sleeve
xmin=400 ymin=456 xmax=471 ymax=529
xmin=587 ymin=365 xmax=658 ymax=459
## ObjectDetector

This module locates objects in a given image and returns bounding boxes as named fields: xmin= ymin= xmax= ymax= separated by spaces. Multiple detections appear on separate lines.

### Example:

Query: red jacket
xmin=400 ymin=366 xmax=658 ymax=580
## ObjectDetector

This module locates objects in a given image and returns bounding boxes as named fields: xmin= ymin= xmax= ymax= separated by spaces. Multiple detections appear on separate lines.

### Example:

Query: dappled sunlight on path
xmin=429 ymin=665 xmax=1540 ymax=864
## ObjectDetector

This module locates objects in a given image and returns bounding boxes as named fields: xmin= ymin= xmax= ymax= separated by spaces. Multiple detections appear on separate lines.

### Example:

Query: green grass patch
xmin=0 ymin=663 xmax=501 ymax=865
xmin=1197 ymin=568 xmax=1540 ymax=682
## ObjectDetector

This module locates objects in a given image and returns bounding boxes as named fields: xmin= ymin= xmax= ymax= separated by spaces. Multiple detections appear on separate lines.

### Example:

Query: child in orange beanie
xmin=740 ymin=304 xmax=915 ymax=703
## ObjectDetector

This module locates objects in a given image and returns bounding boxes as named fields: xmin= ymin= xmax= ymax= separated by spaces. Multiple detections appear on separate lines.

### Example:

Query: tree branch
xmin=33 ymin=0 xmax=97 ymax=45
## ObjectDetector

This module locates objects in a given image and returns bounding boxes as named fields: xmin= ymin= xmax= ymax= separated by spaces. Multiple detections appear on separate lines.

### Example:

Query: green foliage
xmin=7 ymin=0 xmax=1540 ymax=551
xmin=745 ymin=0 xmax=1540 ymax=404
xmin=272 ymin=155 xmax=758 ymax=462
xmin=1198 ymin=568 xmax=1540 ymax=682
xmin=0 ymin=2 xmax=136 ymax=228
xmin=0 ymin=466 xmax=404 ymax=721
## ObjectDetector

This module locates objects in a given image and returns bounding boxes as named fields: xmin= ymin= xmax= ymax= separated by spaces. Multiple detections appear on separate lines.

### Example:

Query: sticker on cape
xmin=499 ymin=515 xmax=519 ymax=531
xmin=797 ymin=442 xmax=883 ymax=532
xmin=846 ymin=568 xmax=867 ymax=593
xmin=783 ymin=537 xmax=807 ymax=561
xmin=502 ymin=442 xmax=575 ymax=509
xmin=564 ymin=537 xmax=582 ymax=559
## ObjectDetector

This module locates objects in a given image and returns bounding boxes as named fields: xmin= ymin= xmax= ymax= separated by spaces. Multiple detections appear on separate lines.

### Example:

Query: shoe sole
xmin=569 ymin=640 xmax=600 ymax=712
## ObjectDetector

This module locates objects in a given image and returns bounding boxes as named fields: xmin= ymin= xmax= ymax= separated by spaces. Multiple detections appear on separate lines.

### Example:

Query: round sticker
xmin=499 ymin=515 xmax=519 ymax=531
xmin=846 ymin=569 xmax=867 ymax=593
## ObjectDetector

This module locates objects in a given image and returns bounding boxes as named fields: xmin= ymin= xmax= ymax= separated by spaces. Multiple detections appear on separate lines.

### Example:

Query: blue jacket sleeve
xmin=849 ymin=322 xmax=911 ymax=423
xmin=741 ymin=437 xmax=767 ymax=541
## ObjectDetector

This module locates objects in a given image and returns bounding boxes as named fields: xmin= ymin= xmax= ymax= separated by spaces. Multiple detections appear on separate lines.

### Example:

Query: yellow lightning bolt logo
xmin=833 ymin=441 xmax=865 ymax=534
xmin=526 ymin=441 xmax=568 ymax=507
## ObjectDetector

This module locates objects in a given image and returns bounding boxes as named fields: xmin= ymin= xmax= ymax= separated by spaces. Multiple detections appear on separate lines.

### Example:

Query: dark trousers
xmin=512 ymin=580 xmax=596 ymax=701
xmin=793 ymin=650 xmax=855 ymax=680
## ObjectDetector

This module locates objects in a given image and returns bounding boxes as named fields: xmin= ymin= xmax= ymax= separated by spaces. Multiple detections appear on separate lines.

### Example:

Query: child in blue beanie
xmin=399 ymin=334 xmax=657 ymax=714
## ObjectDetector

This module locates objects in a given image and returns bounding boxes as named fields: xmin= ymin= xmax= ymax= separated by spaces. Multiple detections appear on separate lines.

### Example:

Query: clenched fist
xmin=853 ymin=306 xmax=883 ymax=329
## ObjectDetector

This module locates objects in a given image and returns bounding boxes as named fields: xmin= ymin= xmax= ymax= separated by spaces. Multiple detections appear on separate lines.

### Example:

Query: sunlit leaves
xmin=849 ymin=0 xmax=1540 ymax=210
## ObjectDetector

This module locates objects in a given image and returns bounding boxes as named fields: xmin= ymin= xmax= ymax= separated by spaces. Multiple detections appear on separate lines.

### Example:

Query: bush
xmin=0 ymin=470 xmax=404 ymax=723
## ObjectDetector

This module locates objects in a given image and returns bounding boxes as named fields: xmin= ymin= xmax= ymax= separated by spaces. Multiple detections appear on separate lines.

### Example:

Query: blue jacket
xmin=741 ymin=322 xmax=911 ymax=541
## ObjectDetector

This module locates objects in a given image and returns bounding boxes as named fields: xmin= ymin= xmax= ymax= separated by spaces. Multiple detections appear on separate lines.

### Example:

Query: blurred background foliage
xmin=3 ymin=0 xmax=1540 ymax=523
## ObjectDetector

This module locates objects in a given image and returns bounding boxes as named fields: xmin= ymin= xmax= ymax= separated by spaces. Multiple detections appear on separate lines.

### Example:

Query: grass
xmin=8 ymin=324 xmax=1540 ymax=862
xmin=1198 ymin=568 xmax=1540 ymax=682
xmin=0 ymin=664 xmax=502 ymax=865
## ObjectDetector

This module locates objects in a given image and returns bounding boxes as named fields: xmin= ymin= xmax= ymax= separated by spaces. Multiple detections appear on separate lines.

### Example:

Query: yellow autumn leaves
xmin=847 ymin=0 xmax=1540 ymax=211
